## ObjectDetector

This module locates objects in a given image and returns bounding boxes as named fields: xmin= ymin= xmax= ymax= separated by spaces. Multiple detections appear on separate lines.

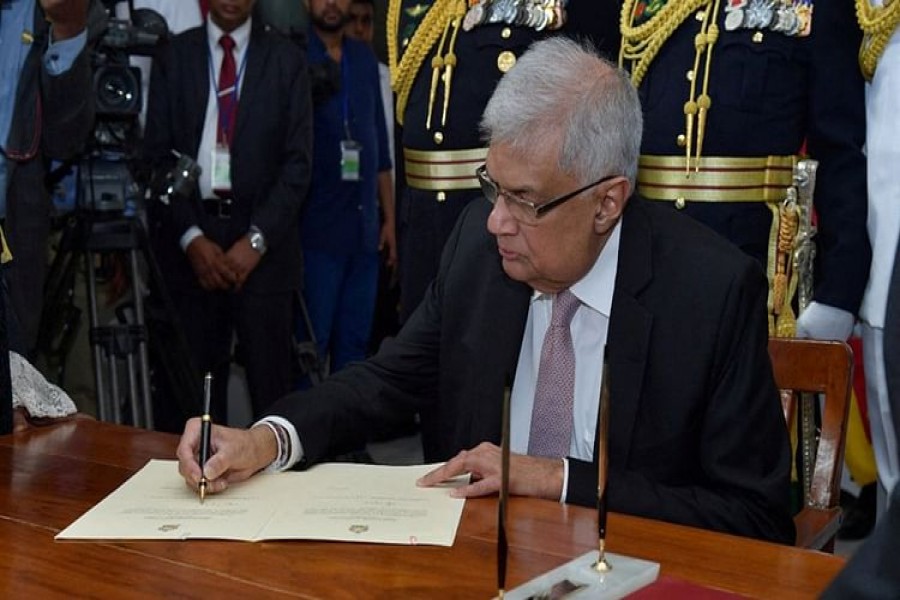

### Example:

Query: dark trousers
xmin=171 ymin=286 xmax=294 ymax=425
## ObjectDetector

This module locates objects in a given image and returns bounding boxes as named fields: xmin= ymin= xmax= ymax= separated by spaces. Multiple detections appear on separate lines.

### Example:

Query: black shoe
xmin=838 ymin=482 xmax=877 ymax=540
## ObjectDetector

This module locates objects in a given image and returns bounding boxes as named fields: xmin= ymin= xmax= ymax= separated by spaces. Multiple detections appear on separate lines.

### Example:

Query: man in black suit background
xmin=175 ymin=37 xmax=793 ymax=544
xmin=143 ymin=0 xmax=312 ymax=429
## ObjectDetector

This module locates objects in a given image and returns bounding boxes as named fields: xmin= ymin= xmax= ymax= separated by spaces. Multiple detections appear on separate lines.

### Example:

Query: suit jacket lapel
xmin=185 ymin=29 xmax=210 ymax=156
xmin=233 ymin=21 xmax=270 ymax=146
xmin=606 ymin=199 xmax=654 ymax=466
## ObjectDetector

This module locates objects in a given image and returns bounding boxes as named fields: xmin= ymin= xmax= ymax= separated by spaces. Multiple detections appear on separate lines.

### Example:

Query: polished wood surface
xmin=0 ymin=419 xmax=845 ymax=598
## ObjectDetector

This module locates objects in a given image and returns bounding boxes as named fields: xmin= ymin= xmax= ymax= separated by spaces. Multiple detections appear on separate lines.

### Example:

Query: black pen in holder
xmin=497 ymin=378 xmax=511 ymax=599
xmin=198 ymin=372 xmax=213 ymax=504
xmin=594 ymin=353 xmax=612 ymax=573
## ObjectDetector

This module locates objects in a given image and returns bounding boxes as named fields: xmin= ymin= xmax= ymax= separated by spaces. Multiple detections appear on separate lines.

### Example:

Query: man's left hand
xmin=41 ymin=0 xmax=89 ymax=41
xmin=795 ymin=301 xmax=856 ymax=341
xmin=225 ymin=236 xmax=262 ymax=291
xmin=379 ymin=220 xmax=397 ymax=270
xmin=416 ymin=442 xmax=564 ymax=501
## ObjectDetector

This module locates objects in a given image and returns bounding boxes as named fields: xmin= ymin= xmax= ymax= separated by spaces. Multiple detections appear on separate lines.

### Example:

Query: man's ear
xmin=593 ymin=177 xmax=630 ymax=235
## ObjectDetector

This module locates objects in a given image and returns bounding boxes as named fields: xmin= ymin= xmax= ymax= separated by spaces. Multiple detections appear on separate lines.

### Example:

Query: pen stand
xmin=504 ymin=550 xmax=659 ymax=599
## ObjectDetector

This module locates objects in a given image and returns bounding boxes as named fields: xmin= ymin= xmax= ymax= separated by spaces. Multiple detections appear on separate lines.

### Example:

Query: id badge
xmin=340 ymin=140 xmax=361 ymax=182
xmin=211 ymin=145 xmax=233 ymax=193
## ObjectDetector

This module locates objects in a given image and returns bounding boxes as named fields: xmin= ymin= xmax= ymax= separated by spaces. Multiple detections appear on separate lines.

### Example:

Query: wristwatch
xmin=248 ymin=226 xmax=267 ymax=255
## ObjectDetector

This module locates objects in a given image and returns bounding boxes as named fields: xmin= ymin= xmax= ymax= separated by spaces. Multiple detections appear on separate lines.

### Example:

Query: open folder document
xmin=56 ymin=459 xmax=467 ymax=546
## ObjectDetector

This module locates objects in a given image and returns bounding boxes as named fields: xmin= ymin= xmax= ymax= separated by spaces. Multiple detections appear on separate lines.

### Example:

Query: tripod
xmin=39 ymin=210 xmax=201 ymax=429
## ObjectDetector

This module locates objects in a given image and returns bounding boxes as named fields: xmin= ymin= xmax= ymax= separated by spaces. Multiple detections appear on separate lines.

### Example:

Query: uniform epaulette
xmin=856 ymin=0 xmax=900 ymax=80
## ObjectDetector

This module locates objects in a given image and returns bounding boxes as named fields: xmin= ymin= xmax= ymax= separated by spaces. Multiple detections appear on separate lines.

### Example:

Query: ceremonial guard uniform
xmin=620 ymin=0 xmax=870 ymax=336
xmin=858 ymin=0 xmax=900 ymax=508
xmin=389 ymin=0 xmax=610 ymax=320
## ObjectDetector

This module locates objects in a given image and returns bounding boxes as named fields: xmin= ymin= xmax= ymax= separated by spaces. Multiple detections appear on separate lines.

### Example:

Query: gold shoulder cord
xmin=857 ymin=0 xmax=900 ymax=80
xmin=619 ymin=0 xmax=718 ymax=172
xmin=388 ymin=0 xmax=467 ymax=127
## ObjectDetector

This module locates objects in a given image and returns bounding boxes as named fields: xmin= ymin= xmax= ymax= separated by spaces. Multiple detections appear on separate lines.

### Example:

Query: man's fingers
xmin=417 ymin=452 xmax=469 ymax=487
xmin=450 ymin=477 xmax=500 ymax=498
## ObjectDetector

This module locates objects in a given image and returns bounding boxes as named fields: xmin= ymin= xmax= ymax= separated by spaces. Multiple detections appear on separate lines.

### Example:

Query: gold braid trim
xmin=621 ymin=0 xmax=719 ymax=172
xmin=388 ymin=0 xmax=465 ymax=126
xmin=619 ymin=0 xmax=712 ymax=87
xmin=856 ymin=0 xmax=900 ymax=80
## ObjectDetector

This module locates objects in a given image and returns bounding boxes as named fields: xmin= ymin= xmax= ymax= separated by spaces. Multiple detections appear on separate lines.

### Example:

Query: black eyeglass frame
xmin=476 ymin=164 xmax=617 ymax=220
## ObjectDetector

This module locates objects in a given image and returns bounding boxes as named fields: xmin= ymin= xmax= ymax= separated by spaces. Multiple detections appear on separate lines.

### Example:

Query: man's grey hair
xmin=481 ymin=37 xmax=643 ymax=190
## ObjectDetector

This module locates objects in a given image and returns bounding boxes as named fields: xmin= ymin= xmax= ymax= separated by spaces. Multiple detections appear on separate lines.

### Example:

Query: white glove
xmin=795 ymin=301 xmax=855 ymax=341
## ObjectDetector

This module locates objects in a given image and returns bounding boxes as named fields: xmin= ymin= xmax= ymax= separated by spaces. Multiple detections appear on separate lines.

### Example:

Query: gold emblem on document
xmin=349 ymin=524 xmax=369 ymax=534
xmin=158 ymin=524 xmax=180 ymax=532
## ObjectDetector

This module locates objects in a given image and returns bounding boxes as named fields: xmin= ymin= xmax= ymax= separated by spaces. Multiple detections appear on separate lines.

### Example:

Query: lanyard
xmin=207 ymin=39 xmax=249 ymax=144
xmin=341 ymin=46 xmax=353 ymax=141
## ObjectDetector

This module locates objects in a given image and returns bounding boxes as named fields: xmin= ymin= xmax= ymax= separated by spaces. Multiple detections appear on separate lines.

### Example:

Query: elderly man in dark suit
xmin=175 ymin=37 xmax=794 ymax=544
xmin=143 ymin=0 xmax=312 ymax=429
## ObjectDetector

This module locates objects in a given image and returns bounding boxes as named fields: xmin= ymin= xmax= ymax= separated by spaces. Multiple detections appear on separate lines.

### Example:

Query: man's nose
xmin=486 ymin=196 xmax=517 ymax=236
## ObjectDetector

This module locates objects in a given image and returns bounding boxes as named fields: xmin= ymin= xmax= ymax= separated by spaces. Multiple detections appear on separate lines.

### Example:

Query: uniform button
xmin=497 ymin=50 xmax=516 ymax=73
xmin=686 ymin=69 xmax=694 ymax=82
xmin=402 ymin=37 xmax=410 ymax=47
xmin=501 ymin=27 xmax=512 ymax=39
xmin=437 ymin=191 xmax=447 ymax=202
xmin=433 ymin=131 xmax=444 ymax=144
xmin=675 ymin=197 xmax=686 ymax=209
xmin=676 ymin=134 xmax=687 ymax=148
xmin=752 ymin=31 xmax=764 ymax=43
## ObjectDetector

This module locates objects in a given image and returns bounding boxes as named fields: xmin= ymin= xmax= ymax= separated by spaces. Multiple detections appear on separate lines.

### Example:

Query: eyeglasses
xmin=476 ymin=164 xmax=616 ymax=224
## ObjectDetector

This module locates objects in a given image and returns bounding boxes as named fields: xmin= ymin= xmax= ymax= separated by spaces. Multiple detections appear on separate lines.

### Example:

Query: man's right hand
xmin=186 ymin=236 xmax=237 ymax=291
xmin=176 ymin=418 xmax=279 ymax=496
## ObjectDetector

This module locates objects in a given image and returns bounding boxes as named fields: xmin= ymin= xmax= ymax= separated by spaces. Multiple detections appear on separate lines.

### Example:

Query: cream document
xmin=56 ymin=459 xmax=467 ymax=546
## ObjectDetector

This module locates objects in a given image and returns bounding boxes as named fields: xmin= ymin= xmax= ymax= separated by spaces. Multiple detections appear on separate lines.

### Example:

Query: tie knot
xmin=219 ymin=34 xmax=235 ymax=53
xmin=551 ymin=289 xmax=580 ymax=328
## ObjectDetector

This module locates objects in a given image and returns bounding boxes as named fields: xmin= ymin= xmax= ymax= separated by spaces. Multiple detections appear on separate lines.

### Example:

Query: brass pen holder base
xmin=504 ymin=550 xmax=659 ymax=599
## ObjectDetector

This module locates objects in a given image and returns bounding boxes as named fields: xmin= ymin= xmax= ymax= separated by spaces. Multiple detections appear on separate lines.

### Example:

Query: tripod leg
xmin=108 ymin=349 xmax=122 ymax=423
xmin=129 ymin=247 xmax=155 ymax=430
xmin=86 ymin=249 xmax=110 ymax=422
xmin=125 ymin=353 xmax=141 ymax=428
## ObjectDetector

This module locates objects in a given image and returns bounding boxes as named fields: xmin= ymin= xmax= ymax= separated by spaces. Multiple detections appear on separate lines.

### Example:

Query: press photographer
xmin=0 ymin=0 xmax=104 ymax=434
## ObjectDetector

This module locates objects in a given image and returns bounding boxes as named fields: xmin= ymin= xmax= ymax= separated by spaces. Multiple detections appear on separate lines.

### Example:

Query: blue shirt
xmin=301 ymin=33 xmax=391 ymax=255
xmin=0 ymin=0 xmax=86 ymax=217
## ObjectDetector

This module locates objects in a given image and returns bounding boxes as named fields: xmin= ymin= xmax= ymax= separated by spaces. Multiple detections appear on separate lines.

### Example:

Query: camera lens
xmin=94 ymin=66 xmax=142 ymax=116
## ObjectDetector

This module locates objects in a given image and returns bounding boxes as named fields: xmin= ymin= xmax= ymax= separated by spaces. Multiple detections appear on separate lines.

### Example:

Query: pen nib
xmin=199 ymin=479 xmax=207 ymax=504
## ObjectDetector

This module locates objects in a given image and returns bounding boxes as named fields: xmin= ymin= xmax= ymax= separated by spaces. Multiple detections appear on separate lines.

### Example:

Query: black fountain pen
xmin=198 ymin=372 xmax=213 ymax=504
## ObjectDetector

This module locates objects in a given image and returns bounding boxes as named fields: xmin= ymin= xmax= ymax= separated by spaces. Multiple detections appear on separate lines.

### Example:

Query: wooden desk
xmin=0 ymin=419 xmax=844 ymax=598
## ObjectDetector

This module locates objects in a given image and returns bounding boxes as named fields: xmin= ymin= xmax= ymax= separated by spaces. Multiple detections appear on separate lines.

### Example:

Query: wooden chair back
xmin=767 ymin=337 xmax=853 ymax=551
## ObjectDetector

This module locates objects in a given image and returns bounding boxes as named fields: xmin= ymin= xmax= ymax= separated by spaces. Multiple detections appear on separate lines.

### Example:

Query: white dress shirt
xmin=263 ymin=219 xmax=623 ymax=498
xmin=179 ymin=16 xmax=252 ymax=250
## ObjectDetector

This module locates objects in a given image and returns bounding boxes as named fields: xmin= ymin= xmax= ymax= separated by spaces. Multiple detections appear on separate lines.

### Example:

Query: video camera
xmin=78 ymin=2 xmax=168 ymax=215
xmin=92 ymin=2 xmax=168 ymax=119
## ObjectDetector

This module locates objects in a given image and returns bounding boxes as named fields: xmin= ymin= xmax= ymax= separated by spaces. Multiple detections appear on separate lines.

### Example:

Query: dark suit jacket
xmin=270 ymin=197 xmax=795 ymax=544
xmin=3 ymin=2 xmax=98 ymax=353
xmin=143 ymin=20 xmax=312 ymax=293
xmin=822 ymin=483 xmax=900 ymax=599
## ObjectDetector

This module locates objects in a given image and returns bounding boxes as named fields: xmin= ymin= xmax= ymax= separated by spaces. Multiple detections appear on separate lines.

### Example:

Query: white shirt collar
xmin=206 ymin=15 xmax=252 ymax=53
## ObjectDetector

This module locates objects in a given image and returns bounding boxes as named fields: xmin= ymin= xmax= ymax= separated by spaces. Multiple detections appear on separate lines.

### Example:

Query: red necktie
xmin=217 ymin=34 xmax=237 ymax=147
xmin=199 ymin=0 xmax=210 ymax=20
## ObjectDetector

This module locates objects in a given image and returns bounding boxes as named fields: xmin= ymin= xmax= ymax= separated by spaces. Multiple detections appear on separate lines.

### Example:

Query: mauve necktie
xmin=217 ymin=34 xmax=237 ymax=147
xmin=528 ymin=289 xmax=581 ymax=458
